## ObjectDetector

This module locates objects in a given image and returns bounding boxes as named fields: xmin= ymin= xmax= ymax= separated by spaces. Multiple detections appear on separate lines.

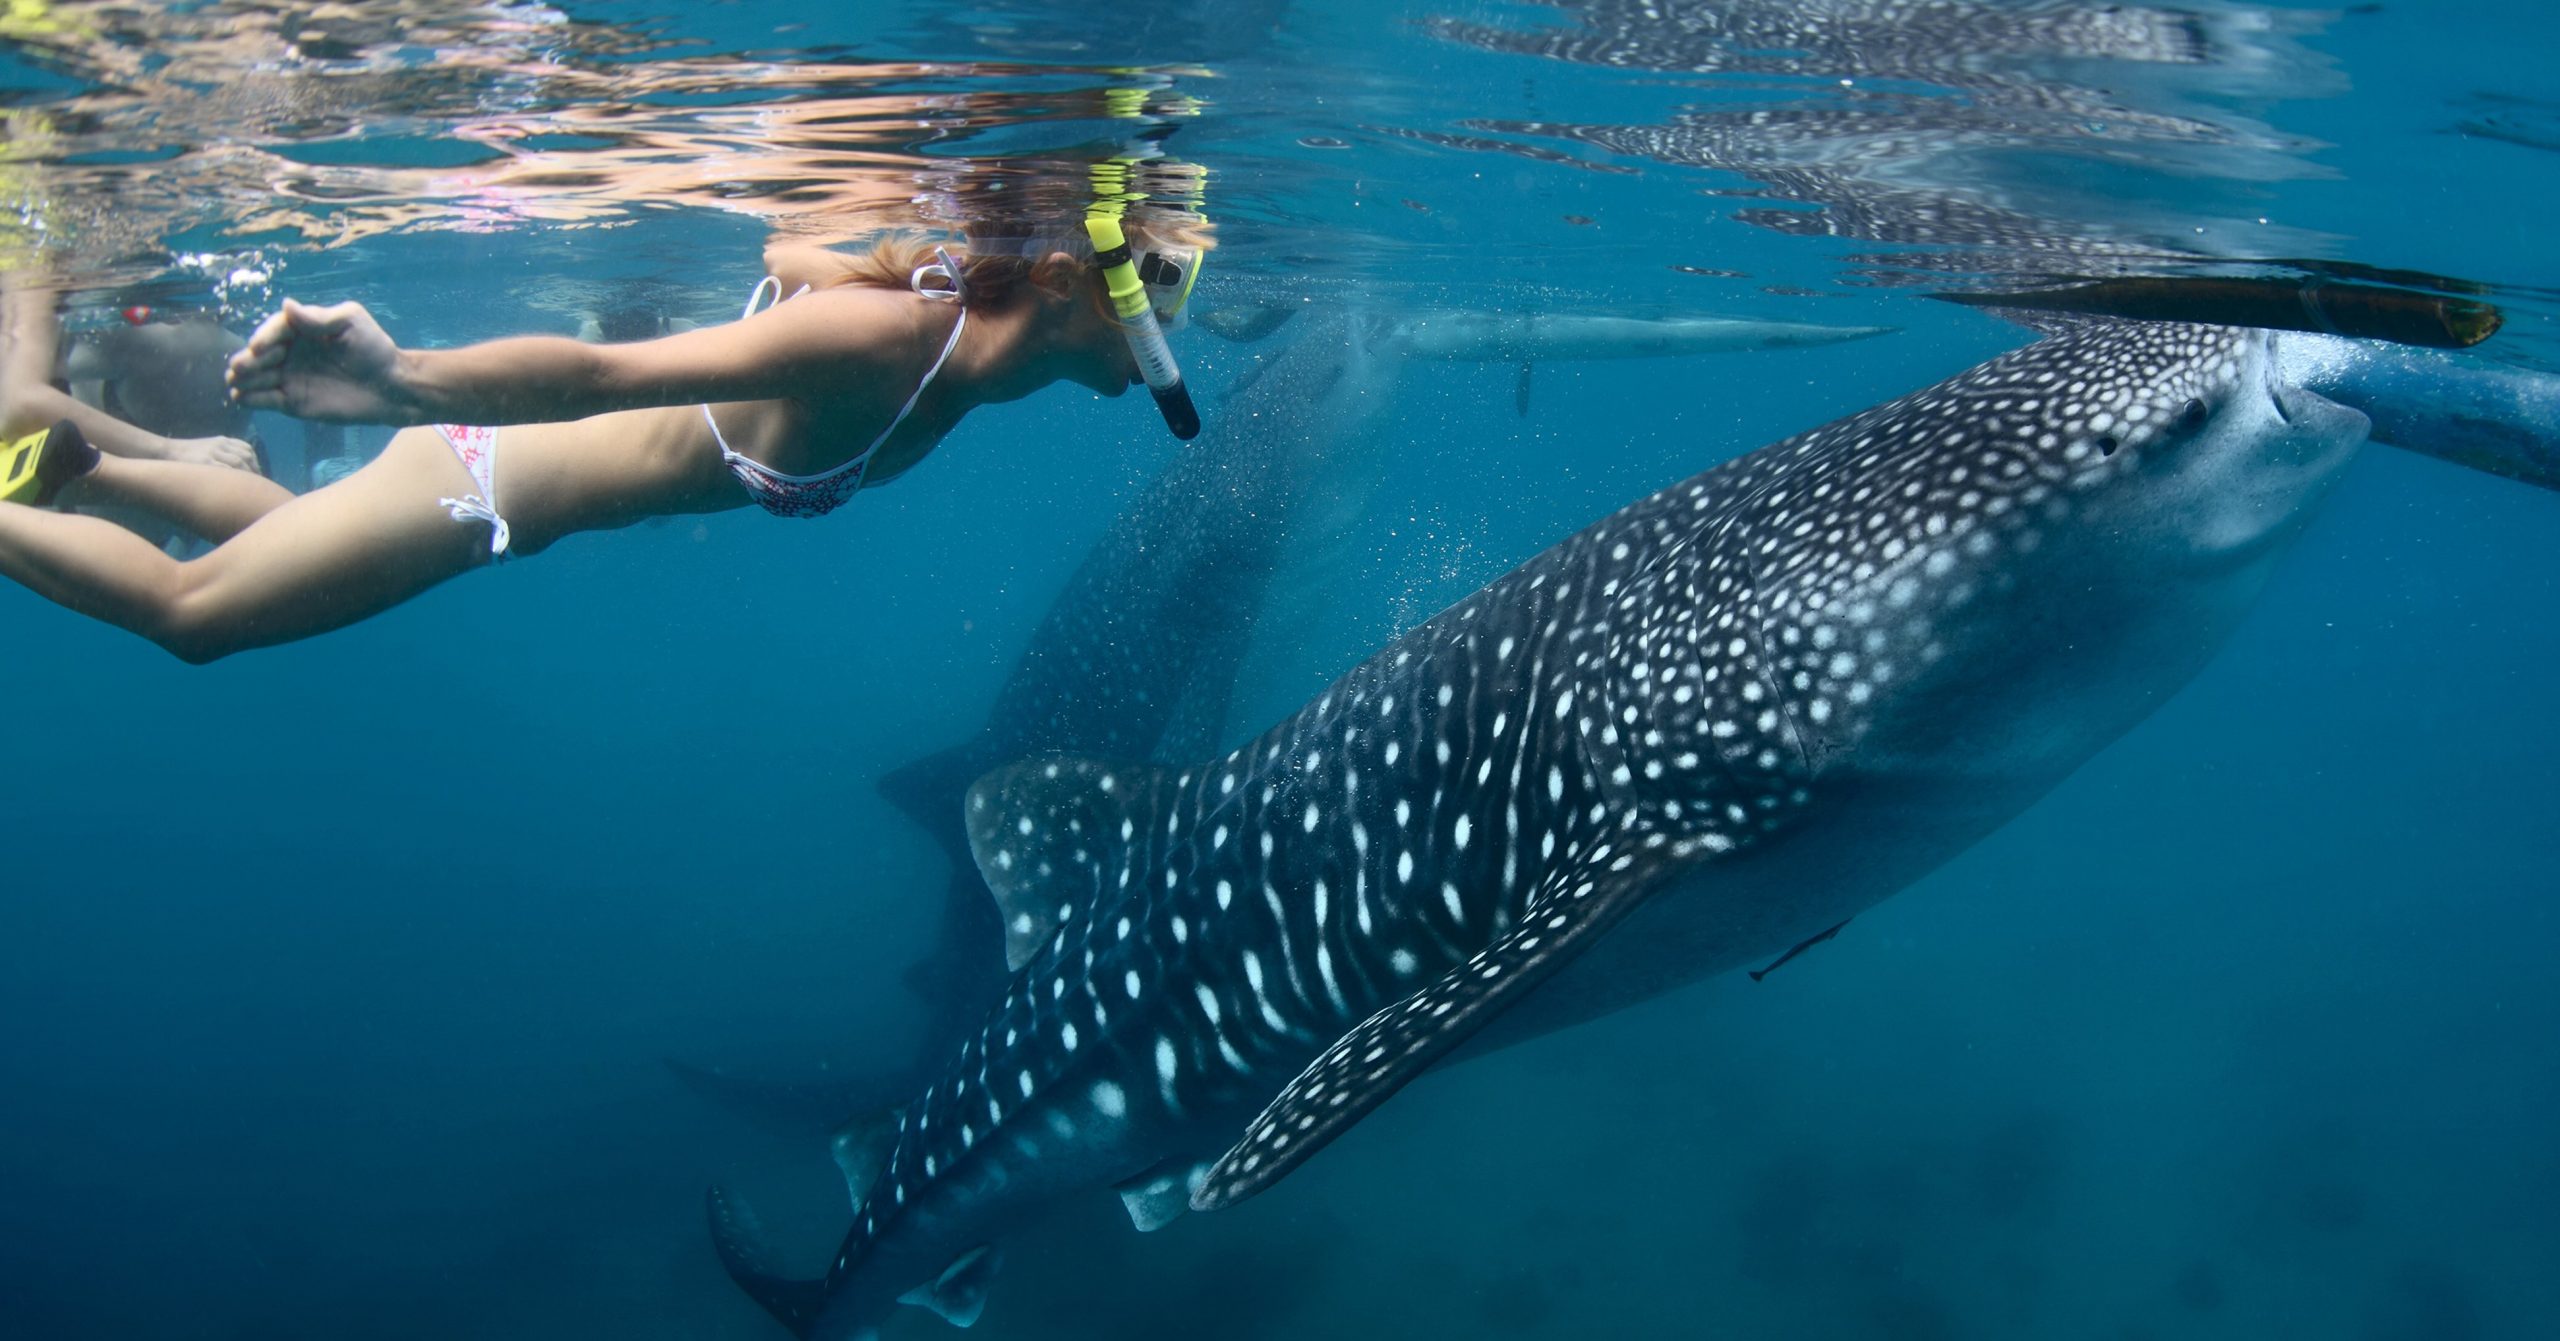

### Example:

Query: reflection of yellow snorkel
xmin=1087 ymin=162 xmax=1202 ymax=441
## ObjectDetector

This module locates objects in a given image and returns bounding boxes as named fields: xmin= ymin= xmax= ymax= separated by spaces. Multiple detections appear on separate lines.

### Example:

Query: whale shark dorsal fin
xmin=1113 ymin=1159 xmax=1210 ymax=1232
xmin=898 ymin=1244 xmax=1002 ymax=1328
xmin=1190 ymin=847 xmax=1683 ymax=1213
xmin=829 ymin=1109 xmax=900 ymax=1215
xmin=965 ymin=757 xmax=1175 ymax=971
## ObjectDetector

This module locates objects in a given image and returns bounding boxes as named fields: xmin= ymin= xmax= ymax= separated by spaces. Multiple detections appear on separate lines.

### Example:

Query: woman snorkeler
xmin=0 ymin=206 xmax=1211 ymax=662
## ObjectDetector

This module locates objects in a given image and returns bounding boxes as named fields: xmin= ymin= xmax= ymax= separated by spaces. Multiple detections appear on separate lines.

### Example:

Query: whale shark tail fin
xmin=707 ymin=1187 xmax=827 ymax=1339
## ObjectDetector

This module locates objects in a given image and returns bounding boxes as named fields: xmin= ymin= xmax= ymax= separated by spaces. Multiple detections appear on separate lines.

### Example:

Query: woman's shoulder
xmin=719 ymin=284 xmax=957 ymax=416
xmin=741 ymin=285 xmax=937 ymax=373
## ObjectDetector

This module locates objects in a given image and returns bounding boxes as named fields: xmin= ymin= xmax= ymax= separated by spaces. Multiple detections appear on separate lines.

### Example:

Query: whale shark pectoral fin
xmin=1114 ymin=1159 xmax=1210 ymax=1232
xmin=707 ymin=1187 xmax=827 ymax=1338
xmin=965 ymin=757 xmax=1175 ymax=971
xmin=1190 ymin=851 xmax=1677 ymax=1213
xmin=830 ymin=1109 xmax=900 ymax=1215
xmin=898 ymin=1245 xmax=1002 ymax=1328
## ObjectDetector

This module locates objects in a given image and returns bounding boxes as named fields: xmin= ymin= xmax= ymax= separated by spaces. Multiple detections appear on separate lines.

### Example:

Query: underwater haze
xmin=4 ymin=1 xmax=2557 ymax=1338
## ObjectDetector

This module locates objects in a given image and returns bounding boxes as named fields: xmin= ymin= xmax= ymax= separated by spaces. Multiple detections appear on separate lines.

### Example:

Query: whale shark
xmin=679 ymin=304 xmax=1895 ymax=1128
xmin=710 ymin=316 xmax=2492 ymax=1337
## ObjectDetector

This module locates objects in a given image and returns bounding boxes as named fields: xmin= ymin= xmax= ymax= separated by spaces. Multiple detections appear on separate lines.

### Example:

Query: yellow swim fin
xmin=0 ymin=419 xmax=90 ymax=506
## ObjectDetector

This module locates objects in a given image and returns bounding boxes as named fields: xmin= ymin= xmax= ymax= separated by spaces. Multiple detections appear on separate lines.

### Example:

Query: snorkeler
xmin=2 ymin=274 xmax=263 ymax=495
xmin=0 ymin=206 xmax=1211 ymax=663
xmin=62 ymin=302 xmax=266 ymax=472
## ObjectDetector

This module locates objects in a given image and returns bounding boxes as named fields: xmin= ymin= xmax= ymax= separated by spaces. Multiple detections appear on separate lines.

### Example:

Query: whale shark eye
xmin=2094 ymin=433 xmax=2120 ymax=458
xmin=2177 ymin=397 xmax=2209 ymax=432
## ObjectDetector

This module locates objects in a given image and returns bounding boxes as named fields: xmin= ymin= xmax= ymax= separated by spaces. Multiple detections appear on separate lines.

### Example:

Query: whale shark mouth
xmin=2179 ymin=384 xmax=2368 ymax=565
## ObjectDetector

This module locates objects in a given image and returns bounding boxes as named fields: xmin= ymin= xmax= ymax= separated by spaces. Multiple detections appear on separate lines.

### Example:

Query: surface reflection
xmin=1422 ymin=0 xmax=2350 ymax=291
xmin=0 ymin=0 xmax=1207 ymax=278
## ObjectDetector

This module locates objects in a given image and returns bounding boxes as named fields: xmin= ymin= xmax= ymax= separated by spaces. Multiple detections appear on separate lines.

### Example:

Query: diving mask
xmin=1137 ymin=245 xmax=1202 ymax=332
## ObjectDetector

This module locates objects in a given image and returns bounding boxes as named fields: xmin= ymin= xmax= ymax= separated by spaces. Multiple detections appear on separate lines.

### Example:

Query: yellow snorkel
xmin=1086 ymin=164 xmax=1203 ymax=441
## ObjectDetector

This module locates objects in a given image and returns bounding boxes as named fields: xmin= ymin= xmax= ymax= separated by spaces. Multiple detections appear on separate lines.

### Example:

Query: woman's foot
xmin=164 ymin=434 xmax=263 ymax=474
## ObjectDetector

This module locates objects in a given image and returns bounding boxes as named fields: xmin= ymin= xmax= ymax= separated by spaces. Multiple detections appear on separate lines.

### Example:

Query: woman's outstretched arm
xmin=227 ymin=291 xmax=906 ymax=427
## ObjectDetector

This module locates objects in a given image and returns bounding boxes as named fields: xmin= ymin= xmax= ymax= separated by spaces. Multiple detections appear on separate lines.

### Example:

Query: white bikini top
xmin=708 ymin=250 xmax=969 ymax=519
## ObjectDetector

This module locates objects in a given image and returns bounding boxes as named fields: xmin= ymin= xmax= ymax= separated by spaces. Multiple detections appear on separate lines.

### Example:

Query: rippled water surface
xmin=4 ymin=2 xmax=2556 ymax=1338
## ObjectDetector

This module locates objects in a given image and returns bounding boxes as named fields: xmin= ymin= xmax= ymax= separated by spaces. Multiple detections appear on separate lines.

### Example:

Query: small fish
xmin=1748 ymin=920 xmax=1851 ymax=982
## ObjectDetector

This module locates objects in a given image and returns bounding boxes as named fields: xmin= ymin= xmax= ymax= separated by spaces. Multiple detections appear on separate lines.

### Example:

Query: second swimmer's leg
xmin=0 ymin=431 xmax=492 ymax=662
xmin=70 ymin=452 xmax=297 ymax=544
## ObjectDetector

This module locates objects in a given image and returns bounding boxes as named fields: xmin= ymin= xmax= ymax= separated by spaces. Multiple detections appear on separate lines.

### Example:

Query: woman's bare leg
xmin=0 ymin=429 xmax=493 ymax=662
xmin=68 ymin=452 xmax=297 ymax=543
xmin=2 ymin=272 xmax=62 ymax=394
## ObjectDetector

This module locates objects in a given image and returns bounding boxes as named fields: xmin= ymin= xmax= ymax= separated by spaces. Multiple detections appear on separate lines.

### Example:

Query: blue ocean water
xmin=3 ymin=1 xmax=2555 ymax=1337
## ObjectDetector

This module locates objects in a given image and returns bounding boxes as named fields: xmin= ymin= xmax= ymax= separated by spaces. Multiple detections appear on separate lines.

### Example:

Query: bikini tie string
xmin=439 ymin=493 xmax=511 ymax=557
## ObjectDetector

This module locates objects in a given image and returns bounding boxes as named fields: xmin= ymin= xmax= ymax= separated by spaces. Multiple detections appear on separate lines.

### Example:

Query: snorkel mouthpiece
xmin=1085 ymin=213 xmax=1201 ymax=440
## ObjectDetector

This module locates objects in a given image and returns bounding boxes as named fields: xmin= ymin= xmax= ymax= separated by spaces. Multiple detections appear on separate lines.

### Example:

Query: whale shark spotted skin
xmin=714 ymin=319 xmax=2376 ymax=1338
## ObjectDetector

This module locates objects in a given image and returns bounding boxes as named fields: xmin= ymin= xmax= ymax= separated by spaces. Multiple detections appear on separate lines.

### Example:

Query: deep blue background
xmin=5 ymin=1 xmax=2557 ymax=1337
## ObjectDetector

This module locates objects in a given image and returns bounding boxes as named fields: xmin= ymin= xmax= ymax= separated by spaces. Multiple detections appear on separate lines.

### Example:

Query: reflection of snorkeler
xmin=573 ymin=294 xmax=699 ymax=345
xmin=0 ymin=208 xmax=1212 ymax=663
